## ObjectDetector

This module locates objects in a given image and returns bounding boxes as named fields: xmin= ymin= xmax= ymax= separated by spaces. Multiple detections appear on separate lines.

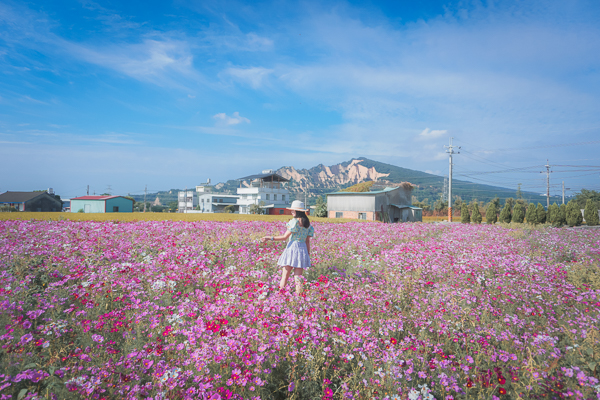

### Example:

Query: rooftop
xmin=0 ymin=191 xmax=54 ymax=203
xmin=327 ymin=187 xmax=398 ymax=195
xmin=71 ymin=195 xmax=130 ymax=201
xmin=238 ymin=172 xmax=289 ymax=182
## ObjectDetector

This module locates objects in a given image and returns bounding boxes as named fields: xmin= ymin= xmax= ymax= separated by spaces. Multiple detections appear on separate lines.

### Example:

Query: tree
xmin=525 ymin=203 xmax=537 ymax=224
xmin=573 ymin=189 xmax=600 ymax=209
xmin=584 ymin=199 xmax=599 ymax=226
xmin=461 ymin=203 xmax=470 ymax=223
xmin=566 ymin=200 xmax=583 ymax=227
xmin=547 ymin=203 xmax=559 ymax=226
xmin=471 ymin=201 xmax=482 ymax=224
xmin=486 ymin=202 xmax=498 ymax=224
xmin=224 ymin=205 xmax=236 ymax=214
xmin=151 ymin=205 xmax=165 ymax=213
xmin=168 ymin=201 xmax=178 ymax=212
xmin=557 ymin=204 xmax=567 ymax=227
xmin=314 ymin=196 xmax=327 ymax=218
xmin=536 ymin=203 xmax=546 ymax=224
xmin=512 ymin=203 xmax=525 ymax=223
xmin=499 ymin=203 xmax=512 ymax=223
xmin=341 ymin=181 xmax=374 ymax=192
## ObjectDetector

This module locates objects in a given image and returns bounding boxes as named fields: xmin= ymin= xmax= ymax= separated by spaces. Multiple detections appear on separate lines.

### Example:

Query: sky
xmin=1 ymin=0 xmax=600 ymax=199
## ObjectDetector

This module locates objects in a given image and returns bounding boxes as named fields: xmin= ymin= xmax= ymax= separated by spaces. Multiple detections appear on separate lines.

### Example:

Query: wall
xmin=70 ymin=200 xmax=105 ymax=213
xmin=25 ymin=194 xmax=62 ymax=212
xmin=106 ymin=197 xmax=134 ymax=213
xmin=327 ymin=194 xmax=375 ymax=212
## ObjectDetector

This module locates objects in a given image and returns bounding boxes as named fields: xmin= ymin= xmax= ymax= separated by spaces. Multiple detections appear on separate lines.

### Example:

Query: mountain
xmin=218 ymin=157 xmax=559 ymax=205
xmin=133 ymin=157 xmax=560 ymax=207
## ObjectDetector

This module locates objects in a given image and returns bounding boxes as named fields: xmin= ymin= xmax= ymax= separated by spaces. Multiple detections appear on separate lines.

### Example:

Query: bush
xmin=584 ymin=199 xmax=599 ymax=226
xmin=471 ymin=202 xmax=482 ymax=224
xmin=77 ymin=208 xmax=84 ymax=213
xmin=485 ymin=202 xmax=497 ymax=224
xmin=558 ymin=203 xmax=567 ymax=226
xmin=499 ymin=203 xmax=511 ymax=223
xmin=512 ymin=203 xmax=525 ymax=223
xmin=566 ymin=200 xmax=583 ymax=227
xmin=536 ymin=203 xmax=547 ymax=224
xmin=525 ymin=203 xmax=537 ymax=224
xmin=547 ymin=203 xmax=559 ymax=225
xmin=460 ymin=203 xmax=470 ymax=223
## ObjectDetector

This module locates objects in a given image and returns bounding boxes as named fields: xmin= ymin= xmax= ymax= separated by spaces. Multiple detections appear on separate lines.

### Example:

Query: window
xmin=113 ymin=206 xmax=119 ymax=212
xmin=242 ymin=194 xmax=247 ymax=199
xmin=336 ymin=212 xmax=343 ymax=218
xmin=266 ymin=194 xmax=270 ymax=200
xmin=282 ymin=195 xmax=285 ymax=201
xmin=274 ymin=194 xmax=277 ymax=201
xmin=252 ymin=194 xmax=258 ymax=199
xmin=279 ymin=209 xmax=284 ymax=214
xmin=358 ymin=213 xmax=366 ymax=220
xmin=219 ymin=199 xmax=223 ymax=203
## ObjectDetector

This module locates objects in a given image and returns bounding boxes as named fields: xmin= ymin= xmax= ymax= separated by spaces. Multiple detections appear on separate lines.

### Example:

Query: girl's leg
xmin=279 ymin=266 xmax=293 ymax=291
xmin=293 ymin=268 xmax=304 ymax=295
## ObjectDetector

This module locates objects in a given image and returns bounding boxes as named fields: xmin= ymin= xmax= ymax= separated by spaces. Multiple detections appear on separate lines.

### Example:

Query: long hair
xmin=294 ymin=210 xmax=310 ymax=228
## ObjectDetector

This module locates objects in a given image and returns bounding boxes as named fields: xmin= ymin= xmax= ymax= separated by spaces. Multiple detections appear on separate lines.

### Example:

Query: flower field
xmin=1 ymin=220 xmax=599 ymax=400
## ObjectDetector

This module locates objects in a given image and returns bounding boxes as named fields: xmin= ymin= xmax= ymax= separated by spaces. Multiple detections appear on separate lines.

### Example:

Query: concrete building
xmin=326 ymin=184 xmax=422 ymax=222
xmin=237 ymin=170 xmax=291 ymax=215
xmin=178 ymin=190 xmax=197 ymax=213
xmin=0 ymin=190 xmax=62 ymax=212
xmin=198 ymin=193 xmax=240 ymax=213
xmin=71 ymin=196 xmax=134 ymax=213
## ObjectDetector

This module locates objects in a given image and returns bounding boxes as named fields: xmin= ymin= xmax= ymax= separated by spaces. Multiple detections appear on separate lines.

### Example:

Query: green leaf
xmin=22 ymin=363 xmax=38 ymax=369
xmin=17 ymin=389 xmax=28 ymax=400
xmin=588 ymin=362 xmax=597 ymax=371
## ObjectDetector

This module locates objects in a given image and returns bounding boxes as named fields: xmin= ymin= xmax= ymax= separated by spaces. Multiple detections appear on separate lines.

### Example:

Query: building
xmin=70 ymin=196 xmax=134 ymax=213
xmin=237 ymin=170 xmax=291 ymax=215
xmin=198 ymin=193 xmax=240 ymax=213
xmin=0 ymin=190 xmax=62 ymax=212
xmin=326 ymin=184 xmax=422 ymax=222
xmin=178 ymin=190 xmax=197 ymax=213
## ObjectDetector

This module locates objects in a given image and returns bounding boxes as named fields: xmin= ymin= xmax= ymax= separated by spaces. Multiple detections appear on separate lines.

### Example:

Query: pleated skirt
xmin=277 ymin=241 xmax=311 ymax=269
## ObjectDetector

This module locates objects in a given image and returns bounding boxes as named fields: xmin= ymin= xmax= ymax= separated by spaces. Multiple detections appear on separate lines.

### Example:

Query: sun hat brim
xmin=285 ymin=206 xmax=309 ymax=212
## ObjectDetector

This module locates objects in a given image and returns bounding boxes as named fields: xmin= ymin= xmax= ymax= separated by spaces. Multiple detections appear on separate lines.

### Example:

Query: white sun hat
xmin=286 ymin=200 xmax=309 ymax=212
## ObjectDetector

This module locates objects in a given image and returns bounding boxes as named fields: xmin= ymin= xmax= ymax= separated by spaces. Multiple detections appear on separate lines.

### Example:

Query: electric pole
xmin=562 ymin=181 xmax=570 ymax=205
xmin=144 ymin=185 xmax=147 ymax=213
xmin=541 ymin=161 xmax=552 ymax=209
xmin=444 ymin=137 xmax=460 ymax=222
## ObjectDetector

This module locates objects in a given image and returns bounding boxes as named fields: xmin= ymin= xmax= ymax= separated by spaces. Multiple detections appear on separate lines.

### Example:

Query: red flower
xmin=390 ymin=337 xmax=397 ymax=345
xmin=498 ymin=387 xmax=507 ymax=395
xmin=323 ymin=387 xmax=333 ymax=396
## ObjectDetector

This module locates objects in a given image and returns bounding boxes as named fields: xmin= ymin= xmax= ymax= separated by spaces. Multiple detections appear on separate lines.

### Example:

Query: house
xmin=326 ymin=184 xmax=422 ymax=222
xmin=70 ymin=196 xmax=134 ymax=213
xmin=178 ymin=190 xmax=197 ymax=213
xmin=0 ymin=191 xmax=62 ymax=212
xmin=236 ymin=170 xmax=291 ymax=215
xmin=198 ymin=193 xmax=240 ymax=213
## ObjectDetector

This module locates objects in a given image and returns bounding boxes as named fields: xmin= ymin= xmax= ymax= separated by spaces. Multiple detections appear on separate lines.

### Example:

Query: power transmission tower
xmin=442 ymin=178 xmax=448 ymax=202
xmin=144 ymin=185 xmax=147 ymax=213
xmin=106 ymin=185 xmax=112 ymax=195
xmin=87 ymin=185 xmax=89 ymax=196
xmin=444 ymin=137 xmax=460 ymax=222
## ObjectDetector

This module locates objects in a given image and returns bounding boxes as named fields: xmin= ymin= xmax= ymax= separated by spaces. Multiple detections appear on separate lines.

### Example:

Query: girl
xmin=261 ymin=200 xmax=314 ymax=295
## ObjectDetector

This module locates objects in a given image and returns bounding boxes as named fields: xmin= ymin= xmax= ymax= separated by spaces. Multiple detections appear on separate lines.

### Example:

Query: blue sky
xmin=1 ymin=0 xmax=599 ymax=199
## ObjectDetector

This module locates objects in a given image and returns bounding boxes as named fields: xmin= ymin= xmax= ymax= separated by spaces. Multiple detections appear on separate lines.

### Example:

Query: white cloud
xmin=418 ymin=128 xmax=448 ymax=140
xmin=245 ymin=33 xmax=273 ymax=51
xmin=224 ymin=67 xmax=273 ymax=89
xmin=212 ymin=112 xmax=250 ymax=125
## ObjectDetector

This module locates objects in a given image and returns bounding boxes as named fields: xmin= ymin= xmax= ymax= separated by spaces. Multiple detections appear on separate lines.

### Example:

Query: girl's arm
xmin=306 ymin=236 xmax=310 ymax=254
xmin=261 ymin=230 xmax=292 ymax=243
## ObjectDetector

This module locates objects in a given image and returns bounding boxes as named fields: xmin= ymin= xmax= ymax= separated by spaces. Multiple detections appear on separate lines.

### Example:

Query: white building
xmin=236 ymin=170 xmax=291 ymax=215
xmin=198 ymin=193 xmax=239 ymax=213
xmin=177 ymin=190 xmax=197 ymax=213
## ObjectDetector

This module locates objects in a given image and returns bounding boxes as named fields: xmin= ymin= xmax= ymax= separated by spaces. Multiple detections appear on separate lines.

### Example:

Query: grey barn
xmin=327 ymin=184 xmax=422 ymax=222
xmin=0 ymin=191 xmax=63 ymax=212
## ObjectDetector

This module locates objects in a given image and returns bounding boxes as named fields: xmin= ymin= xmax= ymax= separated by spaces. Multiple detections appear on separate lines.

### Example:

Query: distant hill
xmin=134 ymin=157 xmax=562 ymax=207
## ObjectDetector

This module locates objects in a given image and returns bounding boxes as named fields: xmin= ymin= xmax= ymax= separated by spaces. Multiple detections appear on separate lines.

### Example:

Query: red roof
xmin=71 ymin=195 xmax=121 ymax=200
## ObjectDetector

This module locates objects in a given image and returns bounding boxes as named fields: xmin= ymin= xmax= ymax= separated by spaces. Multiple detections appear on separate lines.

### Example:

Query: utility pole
xmin=144 ymin=185 xmax=147 ymax=213
xmin=562 ymin=181 xmax=570 ymax=205
xmin=444 ymin=137 xmax=460 ymax=222
xmin=542 ymin=161 xmax=552 ymax=209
